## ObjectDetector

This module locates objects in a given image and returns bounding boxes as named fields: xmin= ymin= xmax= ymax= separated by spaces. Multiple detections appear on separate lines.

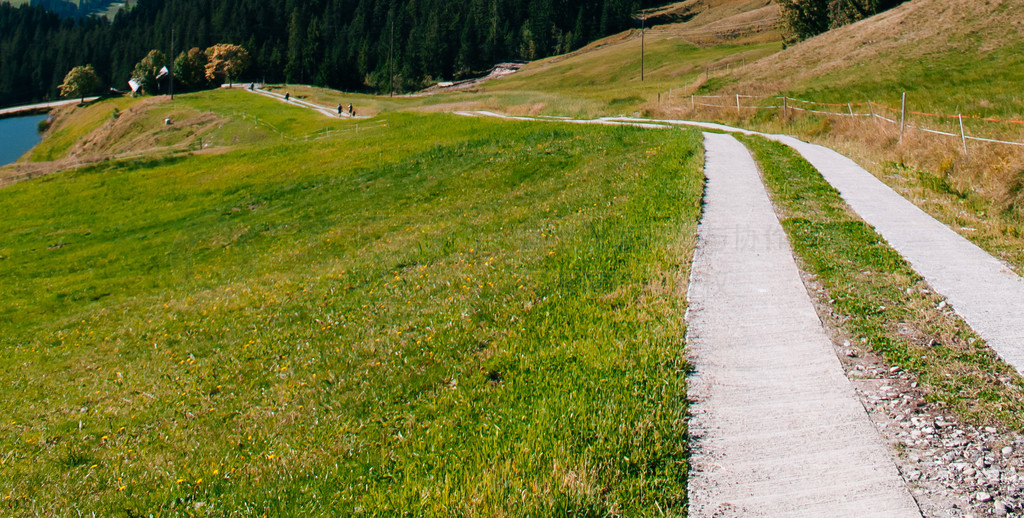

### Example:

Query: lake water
xmin=0 ymin=114 xmax=48 ymax=166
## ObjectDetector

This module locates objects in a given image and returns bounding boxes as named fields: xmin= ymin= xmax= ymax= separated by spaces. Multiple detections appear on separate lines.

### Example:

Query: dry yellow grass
xmin=728 ymin=0 xmax=1024 ymax=97
xmin=645 ymin=0 xmax=1024 ymax=269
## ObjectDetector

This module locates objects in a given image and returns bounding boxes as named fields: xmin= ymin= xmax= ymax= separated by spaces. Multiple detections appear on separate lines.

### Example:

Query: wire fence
xmin=675 ymin=92 xmax=1024 ymax=150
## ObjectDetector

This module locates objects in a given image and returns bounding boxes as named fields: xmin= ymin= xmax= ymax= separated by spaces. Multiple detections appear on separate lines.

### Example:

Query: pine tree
xmin=173 ymin=47 xmax=208 ymax=91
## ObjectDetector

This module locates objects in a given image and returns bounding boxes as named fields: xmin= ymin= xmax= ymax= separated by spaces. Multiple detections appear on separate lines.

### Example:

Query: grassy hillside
xmin=476 ymin=0 xmax=781 ymax=117
xmin=725 ymin=0 xmax=1024 ymax=116
xmin=652 ymin=0 xmax=1024 ymax=272
xmin=0 ymin=92 xmax=703 ymax=515
xmin=3 ymin=89 xmax=351 ymax=184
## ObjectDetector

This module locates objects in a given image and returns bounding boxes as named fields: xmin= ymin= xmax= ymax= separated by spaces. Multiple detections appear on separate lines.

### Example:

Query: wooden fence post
xmin=899 ymin=92 xmax=907 ymax=144
xmin=959 ymin=113 xmax=969 ymax=158
xmin=691 ymin=94 xmax=695 ymax=109
xmin=736 ymin=94 xmax=740 ymax=115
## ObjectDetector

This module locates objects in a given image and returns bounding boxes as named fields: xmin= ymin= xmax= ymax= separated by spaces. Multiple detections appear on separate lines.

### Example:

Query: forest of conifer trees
xmin=0 ymin=0 xmax=662 ymax=107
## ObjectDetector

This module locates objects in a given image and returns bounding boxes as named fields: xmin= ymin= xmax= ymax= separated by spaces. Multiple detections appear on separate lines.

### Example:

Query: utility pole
xmin=169 ymin=29 xmax=175 ymax=100
xmin=389 ymin=17 xmax=395 ymax=97
xmin=641 ymin=15 xmax=645 ymax=82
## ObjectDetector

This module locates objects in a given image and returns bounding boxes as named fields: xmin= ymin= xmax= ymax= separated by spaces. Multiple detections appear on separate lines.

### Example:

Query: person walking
xmin=284 ymin=92 xmax=290 ymax=102
xmin=348 ymin=103 xmax=354 ymax=116
xmin=337 ymin=104 xmax=343 ymax=115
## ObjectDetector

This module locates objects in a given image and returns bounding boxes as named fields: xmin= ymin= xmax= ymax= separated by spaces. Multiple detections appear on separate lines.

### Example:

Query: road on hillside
xmin=0 ymin=97 xmax=100 ymax=118
xmin=245 ymin=87 xmax=368 ymax=119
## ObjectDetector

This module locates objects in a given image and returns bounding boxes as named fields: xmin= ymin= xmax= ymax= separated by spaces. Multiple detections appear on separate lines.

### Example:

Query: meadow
xmin=0 ymin=101 xmax=703 ymax=515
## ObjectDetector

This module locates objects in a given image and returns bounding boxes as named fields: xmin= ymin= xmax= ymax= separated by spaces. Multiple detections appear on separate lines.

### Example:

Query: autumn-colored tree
xmin=58 ymin=64 xmax=100 ymax=103
xmin=132 ymin=49 xmax=168 ymax=95
xmin=204 ymin=44 xmax=250 ymax=86
xmin=173 ymin=47 xmax=209 ymax=91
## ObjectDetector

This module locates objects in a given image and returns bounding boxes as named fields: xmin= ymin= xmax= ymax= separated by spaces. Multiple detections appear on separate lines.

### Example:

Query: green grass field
xmin=0 ymin=102 xmax=703 ymax=515
xmin=17 ymin=0 xmax=1024 ymax=512
xmin=26 ymin=89 xmax=362 ymax=165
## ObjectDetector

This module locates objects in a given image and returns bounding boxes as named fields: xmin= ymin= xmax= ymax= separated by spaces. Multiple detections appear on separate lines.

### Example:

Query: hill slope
xmin=656 ymin=0 xmax=1024 ymax=288
xmin=0 ymin=90 xmax=704 ymax=515
xmin=730 ymin=0 xmax=1024 ymax=112
xmin=474 ymin=0 xmax=782 ymax=116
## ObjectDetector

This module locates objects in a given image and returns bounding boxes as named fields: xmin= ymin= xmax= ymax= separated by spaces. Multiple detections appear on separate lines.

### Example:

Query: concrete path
xmin=770 ymin=135 xmax=1024 ymax=374
xmin=552 ymin=114 xmax=1024 ymax=377
xmin=0 ymin=97 xmax=100 ymax=118
xmin=687 ymin=132 xmax=920 ymax=517
xmin=247 ymin=87 xmax=367 ymax=119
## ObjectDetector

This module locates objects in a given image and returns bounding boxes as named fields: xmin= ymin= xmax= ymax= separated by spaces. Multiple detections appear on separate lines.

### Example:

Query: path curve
xmin=771 ymin=135 xmax=1024 ymax=374
xmin=687 ymin=132 xmax=920 ymax=516
xmin=0 ymin=97 xmax=100 ymax=118
xmin=247 ymin=87 xmax=367 ymax=119
xmin=458 ymin=111 xmax=1024 ymax=378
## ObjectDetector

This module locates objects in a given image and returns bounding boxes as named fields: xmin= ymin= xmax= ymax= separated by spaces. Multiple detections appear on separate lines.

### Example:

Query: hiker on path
xmin=285 ymin=92 xmax=290 ymax=101
xmin=337 ymin=104 xmax=342 ymax=115
xmin=348 ymin=103 xmax=353 ymax=116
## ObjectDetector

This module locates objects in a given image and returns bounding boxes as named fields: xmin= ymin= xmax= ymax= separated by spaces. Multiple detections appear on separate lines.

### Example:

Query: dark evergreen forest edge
xmin=0 ymin=0 xmax=666 ymax=107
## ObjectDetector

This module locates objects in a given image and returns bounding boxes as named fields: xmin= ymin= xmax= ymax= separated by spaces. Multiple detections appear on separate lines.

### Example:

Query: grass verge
xmin=0 ymin=112 xmax=702 ymax=515
xmin=743 ymin=135 xmax=1024 ymax=431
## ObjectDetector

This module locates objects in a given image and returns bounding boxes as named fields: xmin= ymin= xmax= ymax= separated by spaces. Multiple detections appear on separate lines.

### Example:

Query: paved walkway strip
xmin=602 ymin=115 xmax=1024 ymax=377
xmin=687 ymin=132 xmax=920 ymax=517
xmin=770 ymin=135 xmax=1024 ymax=375
xmin=248 ymin=87 xmax=361 ymax=119
xmin=0 ymin=97 xmax=100 ymax=118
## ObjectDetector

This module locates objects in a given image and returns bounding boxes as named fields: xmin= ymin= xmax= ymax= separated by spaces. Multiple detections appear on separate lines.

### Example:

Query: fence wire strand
xmin=681 ymin=93 xmax=1024 ymax=149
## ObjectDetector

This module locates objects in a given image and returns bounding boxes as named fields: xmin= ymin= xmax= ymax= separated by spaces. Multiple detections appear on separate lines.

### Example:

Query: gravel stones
xmin=800 ymin=268 xmax=1024 ymax=517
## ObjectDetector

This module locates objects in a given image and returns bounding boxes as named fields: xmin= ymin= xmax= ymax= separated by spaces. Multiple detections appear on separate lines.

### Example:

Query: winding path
xmin=0 ymin=97 xmax=100 ymax=118
xmin=246 ymin=87 xmax=367 ymax=119
xmin=770 ymin=135 xmax=1024 ymax=374
xmin=456 ymin=109 xmax=1024 ymax=512
xmin=470 ymin=111 xmax=1024 ymax=378
xmin=686 ymin=132 xmax=920 ymax=516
